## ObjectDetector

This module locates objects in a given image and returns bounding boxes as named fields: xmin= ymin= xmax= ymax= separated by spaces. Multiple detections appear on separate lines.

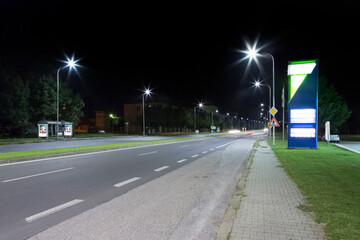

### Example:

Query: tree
xmin=30 ymin=74 xmax=84 ymax=125
xmin=318 ymin=76 xmax=351 ymax=134
xmin=0 ymin=73 xmax=30 ymax=135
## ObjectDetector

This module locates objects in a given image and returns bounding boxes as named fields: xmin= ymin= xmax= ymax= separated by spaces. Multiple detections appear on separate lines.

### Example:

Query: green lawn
xmin=270 ymin=140 xmax=360 ymax=240
xmin=0 ymin=137 xmax=199 ymax=162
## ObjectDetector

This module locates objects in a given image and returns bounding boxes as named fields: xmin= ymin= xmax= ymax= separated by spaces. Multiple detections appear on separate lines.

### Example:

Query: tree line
xmin=0 ymin=70 xmax=84 ymax=136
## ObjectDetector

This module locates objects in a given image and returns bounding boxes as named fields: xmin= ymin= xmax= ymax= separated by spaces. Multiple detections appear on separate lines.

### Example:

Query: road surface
xmin=0 ymin=133 xmax=262 ymax=239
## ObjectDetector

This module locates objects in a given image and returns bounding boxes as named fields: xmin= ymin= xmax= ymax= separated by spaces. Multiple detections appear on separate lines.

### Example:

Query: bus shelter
xmin=37 ymin=120 xmax=73 ymax=138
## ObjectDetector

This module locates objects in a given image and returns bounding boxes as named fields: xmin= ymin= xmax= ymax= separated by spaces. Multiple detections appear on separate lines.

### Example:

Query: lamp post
xmin=142 ymin=89 xmax=151 ymax=136
xmin=194 ymin=102 xmax=203 ymax=133
xmin=245 ymin=46 xmax=276 ymax=145
xmin=255 ymin=81 xmax=272 ymax=140
xmin=56 ymin=56 xmax=78 ymax=138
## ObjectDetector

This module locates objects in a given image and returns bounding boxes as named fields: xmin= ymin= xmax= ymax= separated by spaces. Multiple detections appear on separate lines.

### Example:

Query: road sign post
xmin=269 ymin=107 xmax=278 ymax=144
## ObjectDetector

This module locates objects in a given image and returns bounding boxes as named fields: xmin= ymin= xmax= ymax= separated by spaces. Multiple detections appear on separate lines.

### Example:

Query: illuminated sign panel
xmin=288 ymin=59 xmax=318 ymax=148
xmin=38 ymin=123 xmax=48 ymax=138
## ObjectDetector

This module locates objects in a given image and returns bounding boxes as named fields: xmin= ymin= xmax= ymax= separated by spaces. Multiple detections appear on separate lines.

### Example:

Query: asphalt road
xmin=0 ymin=133 xmax=261 ymax=240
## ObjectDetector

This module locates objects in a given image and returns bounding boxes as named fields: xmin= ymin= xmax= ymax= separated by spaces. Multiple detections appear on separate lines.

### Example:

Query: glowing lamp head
xmin=198 ymin=103 xmax=203 ymax=108
xmin=245 ymin=45 xmax=259 ymax=61
xmin=144 ymin=89 xmax=151 ymax=95
xmin=254 ymin=81 xmax=261 ymax=87
xmin=63 ymin=55 xmax=80 ymax=70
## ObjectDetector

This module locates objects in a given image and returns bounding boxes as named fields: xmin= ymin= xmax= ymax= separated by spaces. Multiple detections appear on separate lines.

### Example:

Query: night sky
xmin=1 ymin=1 xmax=360 ymax=130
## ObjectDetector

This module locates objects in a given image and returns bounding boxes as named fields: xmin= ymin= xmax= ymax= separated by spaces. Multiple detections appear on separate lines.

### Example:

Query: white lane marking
xmin=177 ymin=159 xmax=187 ymax=163
xmin=153 ymin=166 xmax=169 ymax=172
xmin=215 ymin=139 xmax=240 ymax=149
xmin=25 ymin=199 xmax=84 ymax=223
xmin=209 ymin=148 xmax=214 ymax=151
xmin=179 ymin=145 xmax=189 ymax=148
xmin=191 ymin=154 xmax=199 ymax=158
xmin=114 ymin=177 xmax=141 ymax=187
xmin=138 ymin=151 xmax=157 ymax=156
xmin=0 ymin=138 xmax=203 ymax=167
xmin=202 ymin=151 xmax=207 ymax=154
xmin=2 ymin=167 xmax=74 ymax=183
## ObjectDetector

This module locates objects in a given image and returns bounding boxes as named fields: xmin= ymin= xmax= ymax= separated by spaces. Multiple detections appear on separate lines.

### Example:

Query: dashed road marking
xmin=25 ymin=199 xmax=84 ymax=223
xmin=154 ymin=166 xmax=170 ymax=172
xmin=177 ymin=159 xmax=187 ymax=163
xmin=114 ymin=177 xmax=141 ymax=187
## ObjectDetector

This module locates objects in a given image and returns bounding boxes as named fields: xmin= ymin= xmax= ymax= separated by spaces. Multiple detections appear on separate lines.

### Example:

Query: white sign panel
xmin=64 ymin=124 xmax=73 ymax=136
xmin=325 ymin=121 xmax=330 ymax=142
xmin=38 ymin=124 xmax=48 ymax=138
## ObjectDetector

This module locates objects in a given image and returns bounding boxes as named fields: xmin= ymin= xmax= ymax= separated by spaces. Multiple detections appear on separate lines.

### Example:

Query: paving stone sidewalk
xmin=230 ymin=140 xmax=324 ymax=240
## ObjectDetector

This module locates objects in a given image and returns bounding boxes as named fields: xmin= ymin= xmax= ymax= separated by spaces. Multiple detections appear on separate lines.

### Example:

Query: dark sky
xmin=1 ymin=1 xmax=360 ymax=129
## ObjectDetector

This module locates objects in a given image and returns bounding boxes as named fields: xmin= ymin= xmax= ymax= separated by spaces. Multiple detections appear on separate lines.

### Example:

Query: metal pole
xmin=266 ymin=84 xmax=272 ymax=141
xmin=211 ymin=111 xmax=213 ymax=126
xmin=194 ymin=107 xmax=196 ymax=132
xmin=282 ymin=86 xmax=285 ymax=140
xmin=268 ymin=54 xmax=275 ymax=145
xmin=142 ymin=94 xmax=145 ymax=136
xmin=56 ymin=67 xmax=62 ymax=139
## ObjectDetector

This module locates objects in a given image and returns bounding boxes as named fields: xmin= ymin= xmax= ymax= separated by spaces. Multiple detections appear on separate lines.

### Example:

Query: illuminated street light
xmin=194 ymin=102 xmax=204 ymax=132
xmin=246 ymin=44 xmax=276 ymax=145
xmin=142 ymin=88 xmax=151 ymax=136
xmin=56 ymin=54 xmax=80 ymax=138
xmin=254 ymin=80 xmax=272 ymax=140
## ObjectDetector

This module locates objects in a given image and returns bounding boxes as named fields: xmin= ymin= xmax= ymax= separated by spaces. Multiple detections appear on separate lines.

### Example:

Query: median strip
xmin=0 ymin=137 xmax=201 ymax=164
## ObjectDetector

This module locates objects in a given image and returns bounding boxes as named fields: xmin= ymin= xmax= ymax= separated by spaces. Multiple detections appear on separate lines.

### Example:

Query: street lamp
xmin=254 ymin=80 xmax=272 ymax=139
xmin=194 ymin=102 xmax=204 ymax=133
xmin=142 ymin=88 xmax=151 ymax=136
xmin=246 ymin=44 xmax=276 ymax=145
xmin=56 ymin=55 xmax=79 ymax=138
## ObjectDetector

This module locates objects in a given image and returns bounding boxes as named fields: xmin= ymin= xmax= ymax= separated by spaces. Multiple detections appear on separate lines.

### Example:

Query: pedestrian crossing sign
xmin=269 ymin=117 xmax=280 ymax=127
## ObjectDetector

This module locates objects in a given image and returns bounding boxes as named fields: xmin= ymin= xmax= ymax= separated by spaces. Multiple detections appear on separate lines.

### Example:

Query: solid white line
xmin=215 ymin=139 xmax=240 ymax=149
xmin=0 ymin=138 xmax=204 ymax=167
xmin=191 ymin=154 xmax=199 ymax=158
xmin=153 ymin=166 xmax=169 ymax=172
xmin=202 ymin=151 xmax=208 ymax=154
xmin=177 ymin=159 xmax=187 ymax=163
xmin=138 ymin=151 xmax=157 ymax=156
xmin=2 ymin=167 xmax=74 ymax=183
xmin=114 ymin=177 xmax=141 ymax=187
xmin=179 ymin=145 xmax=189 ymax=148
xmin=25 ymin=199 xmax=84 ymax=223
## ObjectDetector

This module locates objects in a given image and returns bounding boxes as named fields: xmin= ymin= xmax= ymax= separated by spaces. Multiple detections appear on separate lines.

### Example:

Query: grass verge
xmin=0 ymin=137 xmax=199 ymax=162
xmin=269 ymin=140 xmax=360 ymax=240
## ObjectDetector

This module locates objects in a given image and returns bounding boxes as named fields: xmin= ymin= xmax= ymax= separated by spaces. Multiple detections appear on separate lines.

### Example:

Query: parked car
xmin=87 ymin=127 xmax=105 ymax=134
xmin=329 ymin=134 xmax=340 ymax=143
